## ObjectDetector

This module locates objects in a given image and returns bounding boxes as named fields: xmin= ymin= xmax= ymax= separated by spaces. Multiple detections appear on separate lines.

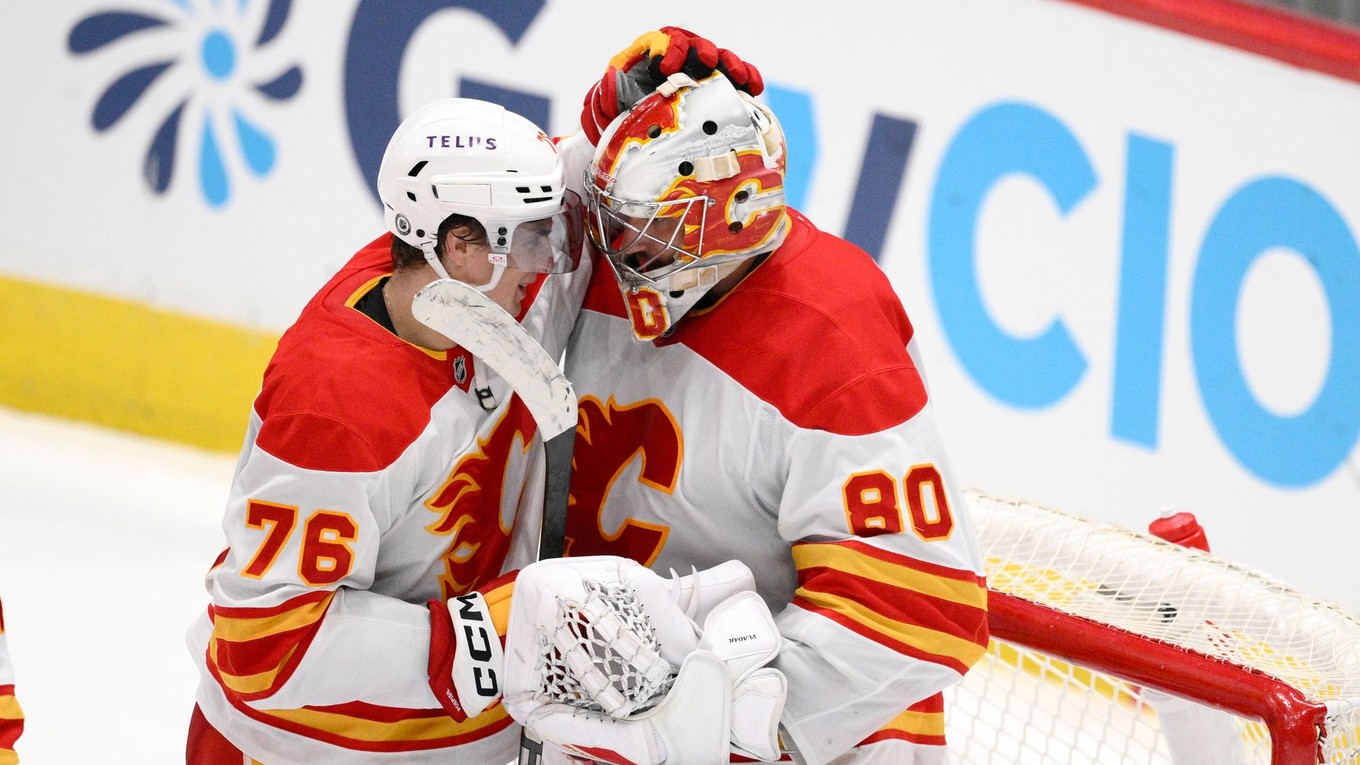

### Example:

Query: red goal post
xmin=948 ymin=492 xmax=1360 ymax=764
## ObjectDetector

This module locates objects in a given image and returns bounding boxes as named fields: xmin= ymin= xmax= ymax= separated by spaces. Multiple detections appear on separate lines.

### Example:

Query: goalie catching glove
xmin=425 ymin=557 xmax=765 ymax=724
xmin=503 ymin=557 xmax=787 ymax=765
xmin=580 ymin=26 xmax=764 ymax=145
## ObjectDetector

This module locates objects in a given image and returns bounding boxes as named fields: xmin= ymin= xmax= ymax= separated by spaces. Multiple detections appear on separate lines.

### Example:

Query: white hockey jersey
xmin=563 ymin=210 xmax=989 ymax=765
xmin=186 ymin=234 xmax=586 ymax=765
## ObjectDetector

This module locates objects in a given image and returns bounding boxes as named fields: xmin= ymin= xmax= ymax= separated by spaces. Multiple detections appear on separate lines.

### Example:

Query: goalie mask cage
xmin=946 ymin=492 xmax=1360 ymax=765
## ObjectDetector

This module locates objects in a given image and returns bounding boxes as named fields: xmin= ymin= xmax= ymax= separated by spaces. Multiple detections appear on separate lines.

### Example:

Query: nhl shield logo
xmin=453 ymin=355 xmax=468 ymax=386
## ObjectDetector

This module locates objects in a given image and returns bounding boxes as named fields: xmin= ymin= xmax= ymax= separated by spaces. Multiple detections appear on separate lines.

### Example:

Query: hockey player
xmin=183 ymin=98 xmax=595 ymax=764
xmin=547 ymin=30 xmax=992 ymax=764
xmin=0 ymin=599 xmax=22 ymax=765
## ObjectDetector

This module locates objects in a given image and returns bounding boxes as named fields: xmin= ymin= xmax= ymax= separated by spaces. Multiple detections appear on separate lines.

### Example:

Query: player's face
xmin=618 ymin=213 xmax=684 ymax=273
xmin=444 ymin=230 xmax=536 ymax=316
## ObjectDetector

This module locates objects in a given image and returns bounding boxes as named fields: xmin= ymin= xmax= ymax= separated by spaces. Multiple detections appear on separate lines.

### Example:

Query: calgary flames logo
xmin=662 ymin=150 xmax=785 ymax=259
xmin=425 ymin=397 xmax=536 ymax=599
xmin=565 ymin=395 xmax=680 ymax=565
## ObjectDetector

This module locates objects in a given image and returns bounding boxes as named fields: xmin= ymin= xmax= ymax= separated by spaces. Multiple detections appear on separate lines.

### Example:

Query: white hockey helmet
xmin=584 ymin=73 xmax=788 ymax=341
xmin=377 ymin=98 xmax=582 ymax=290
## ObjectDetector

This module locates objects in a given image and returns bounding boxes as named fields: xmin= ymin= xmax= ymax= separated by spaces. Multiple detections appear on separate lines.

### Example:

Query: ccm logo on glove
xmin=455 ymin=595 xmax=500 ymax=696
xmin=452 ymin=592 xmax=505 ymax=715
xmin=428 ymin=590 xmax=508 ymax=722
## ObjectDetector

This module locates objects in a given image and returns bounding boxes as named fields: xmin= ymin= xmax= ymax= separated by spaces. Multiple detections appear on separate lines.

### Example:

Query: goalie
xmin=548 ymin=28 xmax=992 ymax=765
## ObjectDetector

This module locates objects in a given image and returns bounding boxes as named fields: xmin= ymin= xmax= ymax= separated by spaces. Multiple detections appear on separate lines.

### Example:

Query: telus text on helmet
xmin=424 ymin=135 xmax=497 ymax=150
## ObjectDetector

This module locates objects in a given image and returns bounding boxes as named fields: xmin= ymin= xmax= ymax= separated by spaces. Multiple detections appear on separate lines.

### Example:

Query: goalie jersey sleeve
xmin=0 ymin=599 xmax=21 ymax=765
xmin=563 ymin=210 xmax=989 ymax=765
xmin=186 ymin=235 xmax=587 ymax=765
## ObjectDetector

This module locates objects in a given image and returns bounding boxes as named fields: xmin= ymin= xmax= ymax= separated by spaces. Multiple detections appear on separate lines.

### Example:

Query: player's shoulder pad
xmin=683 ymin=210 xmax=928 ymax=435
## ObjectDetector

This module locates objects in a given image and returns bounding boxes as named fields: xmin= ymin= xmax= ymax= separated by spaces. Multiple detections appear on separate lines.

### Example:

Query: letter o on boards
xmin=1192 ymin=177 xmax=1360 ymax=487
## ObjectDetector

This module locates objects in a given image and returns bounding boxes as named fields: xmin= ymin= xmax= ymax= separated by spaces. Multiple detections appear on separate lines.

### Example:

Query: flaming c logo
xmin=662 ymin=150 xmax=785 ymax=258
xmin=565 ymin=396 xmax=681 ymax=565
xmin=425 ymin=397 xmax=536 ymax=599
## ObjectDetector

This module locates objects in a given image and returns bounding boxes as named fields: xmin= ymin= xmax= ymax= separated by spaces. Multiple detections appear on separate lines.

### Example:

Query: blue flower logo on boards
xmin=68 ymin=0 xmax=304 ymax=208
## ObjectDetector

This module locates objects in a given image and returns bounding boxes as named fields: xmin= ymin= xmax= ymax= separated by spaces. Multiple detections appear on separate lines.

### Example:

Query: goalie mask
xmin=377 ymin=98 xmax=583 ymax=292
xmin=585 ymin=73 xmax=789 ymax=341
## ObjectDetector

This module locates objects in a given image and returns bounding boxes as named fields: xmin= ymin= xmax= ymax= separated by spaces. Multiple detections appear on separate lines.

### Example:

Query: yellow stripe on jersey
xmin=792 ymin=540 xmax=988 ymax=672
xmin=793 ymin=542 xmax=986 ymax=609
xmin=212 ymin=642 xmax=307 ymax=697
xmin=209 ymin=593 xmax=333 ymax=643
xmin=0 ymin=688 xmax=19 ymax=765
xmin=797 ymin=588 xmax=987 ymax=668
xmin=209 ymin=592 xmax=334 ymax=698
xmin=261 ymin=702 xmax=510 ymax=744
xmin=881 ymin=705 xmax=945 ymax=738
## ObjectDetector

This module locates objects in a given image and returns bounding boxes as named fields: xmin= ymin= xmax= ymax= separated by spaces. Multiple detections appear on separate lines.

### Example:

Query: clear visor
xmin=492 ymin=190 xmax=585 ymax=274
xmin=585 ymin=186 xmax=708 ymax=283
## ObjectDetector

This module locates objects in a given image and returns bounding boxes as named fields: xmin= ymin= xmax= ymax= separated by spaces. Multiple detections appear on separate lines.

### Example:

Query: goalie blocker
xmin=425 ymin=557 xmax=787 ymax=764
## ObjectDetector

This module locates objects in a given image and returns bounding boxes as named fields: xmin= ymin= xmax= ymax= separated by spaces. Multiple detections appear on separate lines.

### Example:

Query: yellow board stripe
xmin=798 ymin=588 xmax=987 ymax=667
xmin=0 ymin=695 xmax=20 ymax=719
xmin=793 ymin=543 xmax=986 ymax=608
xmin=0 ymin=274 xmax=277 ymax=452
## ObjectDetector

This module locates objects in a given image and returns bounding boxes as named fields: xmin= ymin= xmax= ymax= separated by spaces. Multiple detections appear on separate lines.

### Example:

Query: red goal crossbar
xmin=988 ymin=591 xmax=1329 ymax=765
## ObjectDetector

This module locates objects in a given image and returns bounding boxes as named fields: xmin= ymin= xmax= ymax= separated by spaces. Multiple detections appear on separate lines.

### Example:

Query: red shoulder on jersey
xmin=582 ymin=210 xmax=928 ymax=435
xmin=253 ymin=234 xmax=468 ymax=473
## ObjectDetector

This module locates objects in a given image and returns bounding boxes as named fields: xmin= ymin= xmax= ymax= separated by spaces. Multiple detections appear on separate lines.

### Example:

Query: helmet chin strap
xmin=418 ymin=241 xmax=508 ymax=411
xmin=421 ymin=242 xmax=453 ymax=281
xmin=472 ymin=262 xmax=506 ymax=294
xmin=421 ymin=242 xmax=505 ymax=293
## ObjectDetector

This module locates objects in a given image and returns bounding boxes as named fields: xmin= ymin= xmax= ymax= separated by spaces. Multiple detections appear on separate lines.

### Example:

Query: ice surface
xmin=0 ymin=406 xmax=234 ymax=763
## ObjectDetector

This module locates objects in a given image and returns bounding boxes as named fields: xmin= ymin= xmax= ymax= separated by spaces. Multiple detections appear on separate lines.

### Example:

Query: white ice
xmin=0 ymin=406 xmax=235 ymax=764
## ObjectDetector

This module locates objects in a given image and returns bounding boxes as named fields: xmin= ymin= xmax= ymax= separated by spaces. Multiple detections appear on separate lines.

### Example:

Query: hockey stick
xmin=411 ymin=278 xmax=573 ymax=765
xmin=411 ymin=278 xmax=575 ymax=558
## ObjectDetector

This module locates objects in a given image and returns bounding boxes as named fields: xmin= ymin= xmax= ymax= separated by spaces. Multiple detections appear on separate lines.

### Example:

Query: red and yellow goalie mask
xmin=584 ymin=73 xmax=790 ymax=341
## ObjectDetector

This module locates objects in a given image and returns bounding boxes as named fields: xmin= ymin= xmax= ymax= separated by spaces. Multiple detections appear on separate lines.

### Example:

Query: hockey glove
xmin=426 ymin=557 xmax=759 ymax=724
xmin=507 ymin=576 xmax=787 ymax=765
xmin=580 ymin=27 xmax=765 ymax=144
xmin=427 ymin=575 xmax=514 ymax=721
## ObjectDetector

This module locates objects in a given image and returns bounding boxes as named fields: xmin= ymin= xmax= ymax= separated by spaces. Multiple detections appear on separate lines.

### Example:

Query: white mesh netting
xmin=947 ymin=491 xmax=1360 ymax=765
xmin=535 ymin=578 xmax=676 ymax=718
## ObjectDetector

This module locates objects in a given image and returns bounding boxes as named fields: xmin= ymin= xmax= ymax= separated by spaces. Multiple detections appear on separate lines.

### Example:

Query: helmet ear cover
xmin=390 ymin=213 xmax=487 ymax=272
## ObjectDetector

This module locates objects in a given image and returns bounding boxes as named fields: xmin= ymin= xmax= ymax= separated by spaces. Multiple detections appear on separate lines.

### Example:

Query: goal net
xmin=947 ymin=491 xmax=1360 ymax=765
